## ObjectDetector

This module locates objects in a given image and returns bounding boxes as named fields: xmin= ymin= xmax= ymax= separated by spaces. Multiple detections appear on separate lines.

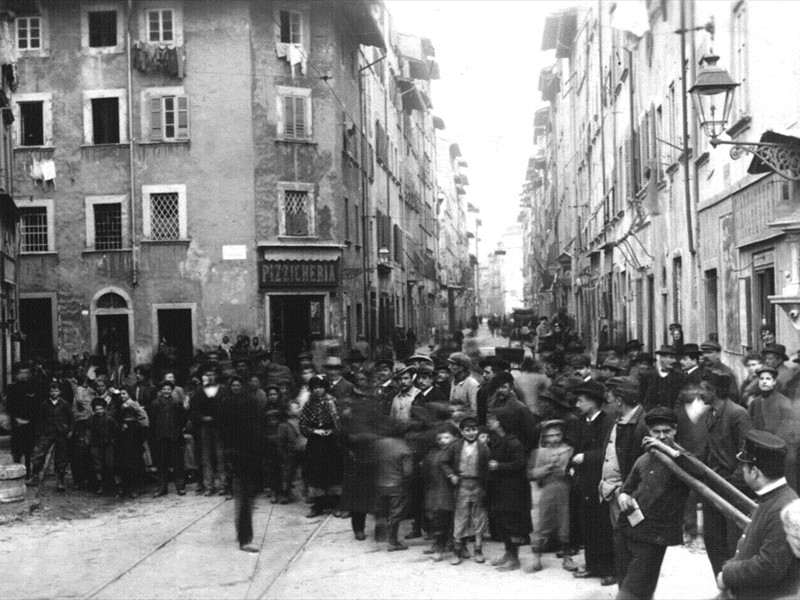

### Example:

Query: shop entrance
xmin=270 ymin=295 xmax=324 ymax=369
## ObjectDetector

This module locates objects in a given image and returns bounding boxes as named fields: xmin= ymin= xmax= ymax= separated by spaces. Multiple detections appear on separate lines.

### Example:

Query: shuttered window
xmin=283 ymin=95 xmax=307 ymax=140
xmin=150 ymin=95 xmax=189 ymax=141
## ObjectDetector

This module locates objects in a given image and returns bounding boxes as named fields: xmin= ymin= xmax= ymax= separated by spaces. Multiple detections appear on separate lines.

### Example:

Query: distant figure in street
xmin=469 ymin=314 xmax=479 ymax=336
xmin=7 ymin=362 xmax=43 ymax=475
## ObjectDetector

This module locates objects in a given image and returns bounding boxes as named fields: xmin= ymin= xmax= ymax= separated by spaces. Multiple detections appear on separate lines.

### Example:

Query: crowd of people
xmin=5 ymin=316 xmax=800 ymax=599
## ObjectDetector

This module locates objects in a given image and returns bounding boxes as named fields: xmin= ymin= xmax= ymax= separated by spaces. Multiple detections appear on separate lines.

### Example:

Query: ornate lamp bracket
xmin=712 ymin=138 xmax=800 ymax=181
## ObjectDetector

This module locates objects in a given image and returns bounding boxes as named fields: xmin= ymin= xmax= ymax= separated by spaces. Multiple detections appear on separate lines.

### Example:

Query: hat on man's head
xmin=415 ymin=364 xmax=435 ymax=377
xmin=634 ymin=352 xmax=655 ymax=365
xmin=447 ymin=352 xmax=472 ymax=371
xmin=539 ymin=386 xmax=571 ymax=409
xmin=392 ymin=366 xmax=416 ymax=380
xmin=655 ymin=345 xmax=678 ymax=356
xmin=540 ymin=418 xmax=566 ymax=432
xmin=700 ymin=340 xmax=722 ymax=353
xmin=737 ymin=429 xmax=787 ymax=477
xmin=493 ymin=371 xmax=515 ymax=388
xmin=408 ymin=354 xmax=434 ymax=365
xmin=90 ymin=397 xmax=107 ymax=410
xmin=458 ymin=415 xmax=478 ymax=430
xmin=605 ymin=376 xmax=640 ymax=402
xmin=668 ymin=323 xmax=683 ymax=332
xmin=756 ymin=365 xmax=779 ymax=378
xmin=158 ymin=379 xmax=176 ymax=390
xmin=373 ymin=358 xmax=394 ymax=371
xmin=644 ymin=406 xmax=678 ymax=428
xmin=571 ymin=380 xmax=606 ymax=403
xmin=601 ymin=357 xmax=623 ymax=373
xmin=298 ymin=351 xmax=314 ymax=363
xmin=679 ymin=343 xmax=702 ymax=358
xmin=762 ymin=344 xmax=789 ymax=362
xmin=478 ymin=356 xmax=498 ymax=370
xmin=569 ymin=354 xmax=591 ymax=369
xmin=624 ymin=339 xmax=644 ymax=351
xmin=323 ymin=356 xmax=344 ymax=369
xmin=433 ymin=359 xmax=450 ymax=372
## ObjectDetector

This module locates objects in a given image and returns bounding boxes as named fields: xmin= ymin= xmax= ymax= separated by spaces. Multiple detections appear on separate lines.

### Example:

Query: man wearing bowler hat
xmin=761 ymin=344 xmax=795 ymax=395
xmin=717 ymin=430 xmax=800 ymax=599
xmin=571 ymin=380 xmax=616 ymax=585
xmin=640 ymin=345 xmax=685 ymax=412
xmin=616 ymin=407 xmax=704 ymax=600
xmin=678 ymin=343 xmax=704 ymax=385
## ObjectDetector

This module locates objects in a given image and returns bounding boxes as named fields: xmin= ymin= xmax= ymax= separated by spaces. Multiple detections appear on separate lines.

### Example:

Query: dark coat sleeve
xmin=722 ymin=509 xmax=797 ymax=590
xmin=493 ymin=437 xmax=526 ymax=472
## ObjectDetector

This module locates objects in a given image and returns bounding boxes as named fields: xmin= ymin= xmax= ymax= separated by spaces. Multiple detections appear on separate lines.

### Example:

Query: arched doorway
xmin=90 ymin=288 xmax=133 ymax=382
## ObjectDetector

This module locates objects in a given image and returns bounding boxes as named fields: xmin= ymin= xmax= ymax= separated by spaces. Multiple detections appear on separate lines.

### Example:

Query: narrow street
xmin=0 ymin=491 xmax=716 ymax=599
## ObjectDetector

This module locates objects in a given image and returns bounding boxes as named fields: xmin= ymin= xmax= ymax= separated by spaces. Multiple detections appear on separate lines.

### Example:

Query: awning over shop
xmin=534 ymin=107 xmax=550 ymax=128
xmin=341 ymin=1 xmax=385 ymax=50
xmin=396 ymin=77 xmax=427 ymax=112
xmin=747 ymin=130 xmax=800 ymax=179
xmin=432 ymin=115 xmax=445 ymax=130
xmin=541 ymin=8 xmax=578 ymax=58
xmin=538 ymin=66 xmax=561 ymax=103
xmin=258 ymin=243 xmax=343 ymax=262
xmin=449 ymin=143 xmax=462 ymax=161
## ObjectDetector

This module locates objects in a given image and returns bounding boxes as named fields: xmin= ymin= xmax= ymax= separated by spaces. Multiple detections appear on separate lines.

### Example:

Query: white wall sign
xmin=222 ymin=245 xmax=247 ymax=260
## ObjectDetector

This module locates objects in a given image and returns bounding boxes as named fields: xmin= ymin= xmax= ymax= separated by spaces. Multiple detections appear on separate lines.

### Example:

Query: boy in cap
xmin=150 ymin=380 xmax=188 ymax=497
xmin=88 ymin=396 xmax=119 ymax=495
xmin=640 ymin=345 xmax=685 ymax=412
xmin=26 ymin=381 xmax=73 ymax=491
xmin=526 ymin=419 xmax=575 ymax=572
xmin=718 ymin=430 xmax=800 ymax=600
xmin=616 ymin=407 xmax=704 ymax=600
xmin=441 ymin=415 xmax=490 ymax=565
xmin=423 ymin=422 xmax=459 ymax=561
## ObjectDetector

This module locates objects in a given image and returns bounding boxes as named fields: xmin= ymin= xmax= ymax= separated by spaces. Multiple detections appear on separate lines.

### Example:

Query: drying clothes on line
xmin=28 ymin=158 xmax=56 ymax=189
xmin=275 ymin=42 xmax=307 ymax=77
xmin=40 ymin=159 xmax=56 ymax=183
xmin=131 ymin=41 xmax=185 ymax=78
xmin=0 ymin=21 xmax=19 ymax=67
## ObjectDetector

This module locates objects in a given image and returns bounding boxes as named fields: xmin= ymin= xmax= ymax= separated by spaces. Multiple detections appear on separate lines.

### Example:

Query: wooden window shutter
xmin=176 ymin=95 xmax=189 ymax=140
xmin=150 ymin=97 xmax=162 ymax=141
xmin=284 ymin=96 xmax=306 ymax=139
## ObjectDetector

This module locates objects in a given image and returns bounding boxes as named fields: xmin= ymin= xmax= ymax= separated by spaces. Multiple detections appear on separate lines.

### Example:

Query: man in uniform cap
xmin=718 ymin=430 xmax=800 ymax=599
xmin=640 ymin=345 xmax=685 ymax=412
xmin=616 ymin=407 xmax=704 ymax=600
xmin=570 ymin=381 xmax=616 ymax=584
xmin=700 ymin=340 xmax=740 ymax=403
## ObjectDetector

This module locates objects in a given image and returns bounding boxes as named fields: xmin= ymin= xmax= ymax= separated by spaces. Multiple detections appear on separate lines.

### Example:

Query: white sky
xmin=389 ymin=0 xmax=563 ymax=257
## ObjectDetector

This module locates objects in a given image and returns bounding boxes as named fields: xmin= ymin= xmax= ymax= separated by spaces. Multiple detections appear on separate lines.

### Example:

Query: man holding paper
xmin=615 ymin=407 xmax=704 ymax=600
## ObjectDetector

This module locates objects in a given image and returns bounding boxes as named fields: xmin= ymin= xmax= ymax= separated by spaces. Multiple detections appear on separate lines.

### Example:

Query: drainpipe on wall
xmin=126 ymin=0 xmax=138 ymax=286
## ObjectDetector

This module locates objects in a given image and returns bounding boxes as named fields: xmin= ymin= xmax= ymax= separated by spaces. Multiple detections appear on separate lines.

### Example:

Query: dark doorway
xmin=270 ymin=295 xmax=324 ymax=370
xmin=96 ymin=313 xmax=130 ymax=373
xmin=156 ymin=308 xmax=193 ymax=384
xmin=19 ymin=297 xmax=53 ymax=361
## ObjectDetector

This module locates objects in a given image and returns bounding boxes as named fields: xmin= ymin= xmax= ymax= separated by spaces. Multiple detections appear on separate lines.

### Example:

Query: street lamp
xmin=689 ymin=53 xmax=800 ymax=181
xmin=688 ymin=54 xmax=737 ymax=140
xmin=378 ymin=244 xmax=390 ymax=266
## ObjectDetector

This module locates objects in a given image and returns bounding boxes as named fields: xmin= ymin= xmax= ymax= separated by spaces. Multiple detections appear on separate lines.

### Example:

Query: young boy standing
xmin=89 ymin=396 xmax=119 ymax=495
xmin=423 ymin=423 xmax=459 ymax=561
xmin=527 ymin=419 xmax=575 ymax=572
xmin=26 ymin=381 xmax=73 ymax=492
xmin=441 ymin=415 xmax=490 ymax=565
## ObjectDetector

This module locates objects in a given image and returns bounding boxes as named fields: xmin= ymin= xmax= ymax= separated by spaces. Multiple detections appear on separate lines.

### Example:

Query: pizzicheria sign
xmin=258 ymin=259 xmax=339 ymax=289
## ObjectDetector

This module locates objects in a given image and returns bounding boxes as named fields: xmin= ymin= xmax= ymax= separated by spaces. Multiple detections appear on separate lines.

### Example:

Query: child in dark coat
xmin=89 ymin=396 xmax=119 ymax=495
xmin=423 ymin=422 xmax=459 ymax=561
xmin=264 ymin=407 xmax=298 ymax=504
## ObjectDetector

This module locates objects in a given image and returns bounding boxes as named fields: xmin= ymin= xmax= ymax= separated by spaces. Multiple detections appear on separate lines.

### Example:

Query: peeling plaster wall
xmin=17 ymin=0 xmax=257 ymax=362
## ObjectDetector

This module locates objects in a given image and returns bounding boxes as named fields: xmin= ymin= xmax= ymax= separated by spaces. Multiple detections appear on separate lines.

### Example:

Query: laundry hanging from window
xmin=131 ymin=41 xmax=185 ymax=78
xmin=275 ymin=42 xmax=306 ymax=77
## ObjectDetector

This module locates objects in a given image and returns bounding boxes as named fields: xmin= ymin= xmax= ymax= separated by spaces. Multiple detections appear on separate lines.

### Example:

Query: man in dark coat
xmin=150 ymin=380 xmax=188 ymax=497
xmin=324 ymin=356 xmax=354 ymax=403
xmin=570 ymin=380 xmax=616 ymax=585
xmin=700 ymin=373 xmax=754 ymax=578
xmin=640 ymin=345 xmax=685 ymax=411
xmin=616 ymin=407 xmax=704 ymax=600
xmin=678 ymin=343 xmax=704 ymax=385
xmin=718 ymin=430 xmax=800 ymax=600
xmin=6 ymin=362 xmax=43 ymax=475
xmin=701 ymin=340 xmax=740 ymax=403
xmin=217 ymin=375 xmax=263 ymax=553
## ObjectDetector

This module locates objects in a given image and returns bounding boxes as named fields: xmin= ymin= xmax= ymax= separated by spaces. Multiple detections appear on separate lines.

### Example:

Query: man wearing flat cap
xmin=571 ymin=380 xmax=616 ymax=584
xmin=447 ymin=352 xmax=479 ymax=420
xmin=389 ymin=366 xmax=419 ymax=424
xmin=640 ymin=345 xmax=685 ymax=412
xmin=616 ymin=407 xmax=704 ymax=600
xmin=701 ymin=340 xmax=740 ymax=403
xmin=718 ymin=430 xmax=800 ymax=600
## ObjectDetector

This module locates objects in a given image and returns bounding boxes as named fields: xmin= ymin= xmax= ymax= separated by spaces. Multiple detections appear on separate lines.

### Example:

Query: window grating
xmin=284 ymin=190 xmax=309 ymax=236
xmin=150 ymin=192 xmax=180 ymax=240
xmin=20 ymin=207 xmax=48 ymax=252
xmin=94 ymin=203 xmax=122 ymax=250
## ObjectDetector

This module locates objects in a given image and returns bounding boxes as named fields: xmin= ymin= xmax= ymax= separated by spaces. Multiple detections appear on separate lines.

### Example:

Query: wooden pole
xmin=674 ymin=442 xmax=758 ymax=514
xmin=648 ymin=449 xmax=751 ymax=529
